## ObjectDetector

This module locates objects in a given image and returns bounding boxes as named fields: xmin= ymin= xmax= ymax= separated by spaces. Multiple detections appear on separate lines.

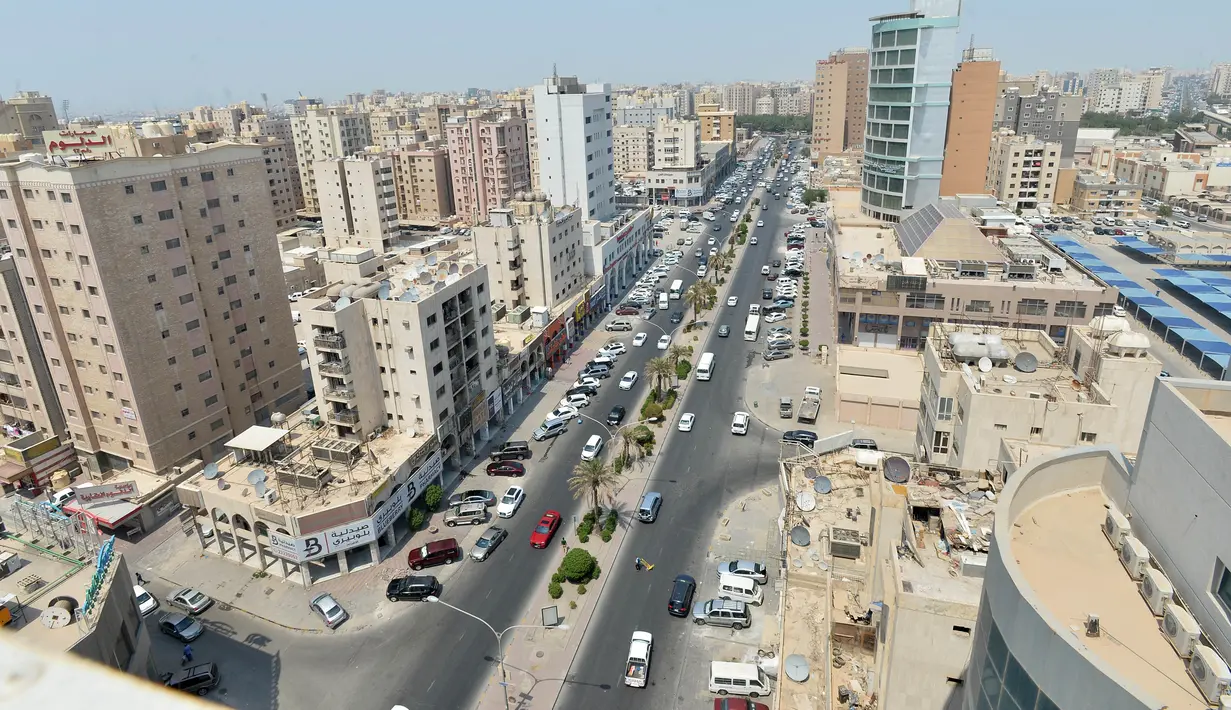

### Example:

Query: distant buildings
xmin=0 ymin=92 xmax=58 ymax=147
xmin=445 ymin=113 xmax=532 ymax=223
xmin=613 ymin=125 xmax=653 ymax=177
xmin=291 ymin=106 xmax=373 ymax=214
xmin=721 ymin=82 xmax=766 ymax=115
xmin=939 ymin=48 xmax=1001 ymax=197
xmin=1086 ymin=67 xmax=1168 ymax=113
xmin=995 ymin=89 xmax=1083 ymax=161
xmin=1212 ymin=63 xmax=1231 ymax=99
xmin=812 ymin=48 xmax=869 ymax=159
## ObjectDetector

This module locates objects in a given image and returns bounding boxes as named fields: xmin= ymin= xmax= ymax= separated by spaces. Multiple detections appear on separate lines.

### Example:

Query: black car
xmin=607 ymin=405 xmax=626 ymax=426
xmin=386 ymin=575 xmax=441 ymax=602
xmin=763 ymin=350 xmax=791 ymax=361
xmin=567 ymin=385 xmax=598 ymax=398
xmin=667 ymin=574 xmax=696 ymax=617
xmin=669 ymin=311 xmax=684 ymax=324
xmin=771 ymin=259 xmax=781 ymax=268
xmin=782 ymin=430 xmax=818 ymax=448
xmin=762 ymin=288 xmax=773 ymax=299
xmin=162 ymin=663 xmax=220 ymax=697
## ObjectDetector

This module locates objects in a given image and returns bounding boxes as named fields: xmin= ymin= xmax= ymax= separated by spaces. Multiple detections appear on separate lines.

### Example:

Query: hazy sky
xmin=9 ymin=0 xmax=1226 ymax=116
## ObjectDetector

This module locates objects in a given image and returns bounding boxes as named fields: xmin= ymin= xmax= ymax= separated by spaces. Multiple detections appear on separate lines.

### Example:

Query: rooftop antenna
xmin=261 ymin=92 xmax=269 ymax=115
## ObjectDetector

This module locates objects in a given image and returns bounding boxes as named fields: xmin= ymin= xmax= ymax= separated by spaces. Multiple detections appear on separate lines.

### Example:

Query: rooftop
xmin=837 ymin=345 xmax=923 ymax=400
xmin=1 ymin=538 xmax=95 ymax=653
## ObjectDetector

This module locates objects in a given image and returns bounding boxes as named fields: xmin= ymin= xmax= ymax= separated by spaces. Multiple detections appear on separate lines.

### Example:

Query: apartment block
xmin=0 ymin=92 xmax=58 ymax=146
xmin=721 ymin=82 xmax=765 ymax=115
xmin=753 ymin=96 xmax=776 ymax=115
xmin=417 ymin=104 xmax=456 ymax=140
xmin=368 ymin=108 xmax=419 ymax=150
xmin=291 ymin=107 xmax=373 ymax=214
xmin=984 ymin=131 xmax=1062 ymax=211
xmin=614 ymin=106 xmax=674 ymax=126
xmin=1213 ymin=63 xmax=1231 ymax=98
xmin=697 ymin=104 xmax=736 ymax=145
xmin=533 ymin=74 xmax=615 ymax=221
xmin=653 ymin=116 xmax=701 ymax=170
xmin=1112 ymin=149 xmax=1220 ymax=199
xmin=812 ymin=49 xmax=869 ymax=160
xmin=777 ymin=89 xmax=813 ymax=116
xmin=472 ymin=198 xmax=584 ymax=310
xmin=241 ymin=115 xmax=302 ymax=211
xmin=445 ymin=113 xmax=532 ymax=223
xmin=613 ymin=125 xmax=653 ymax=177
xmin=995 ymin=89 xmax=1082 ymax=160
xmin=0 ymin=134 xmax=33 ymax=159
xmin=316 ymin=154 xmax=400 ymax=252
xmin=939 ymin=48 xmax=1001 ymax=197
xmin=1068 ymin=171 xmax=1142 ymax=219
xmin=0 ymin=255 xmax=65 ymax=436
xmin=392 ymin=147 xmax=454 ymax=222
xmin=0 ymin=145 xmax=304 ymax=478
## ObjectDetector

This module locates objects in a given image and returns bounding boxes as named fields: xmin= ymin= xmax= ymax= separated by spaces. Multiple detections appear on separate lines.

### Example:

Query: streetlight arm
xmin=428 ymin=597 xmax=498 ymax=639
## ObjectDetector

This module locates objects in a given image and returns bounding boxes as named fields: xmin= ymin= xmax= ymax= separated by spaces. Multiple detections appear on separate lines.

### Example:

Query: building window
xmin=165 ymin=238 xmax=181 ymax=249
xmin=172 ymin=266 xmax=187 ymax=277
xmin=1079 ymin=432 xmax=1097 ymax=443
xmin=201 ymin=171 xmax=214 ymax=182
xmin=132 ymin=215 xmax=143 ymax=225
xmin=932 ymin=430 xmax=950 ymax=455
xmin=151 ymin=180 xmax=167 ymax=192
xmin=158 ymin=209 xmax=174 ymax=220
xmin=124 ymin=185 xmax=134 ymax=195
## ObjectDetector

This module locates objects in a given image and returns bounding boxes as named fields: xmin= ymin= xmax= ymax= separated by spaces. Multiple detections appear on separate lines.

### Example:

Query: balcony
xmin=329 ymin=408 xmax=360 ymax=424
xmin=964 ymin=302 xmax=994 ymax=314
xmin=445 ymin=324 xmax=461 ymax=348
xmin=323 ymin=387 xmax=356 ymax=403
xmin=0 ymin=373 xmax=18 ymax=387
xmin=318 ymin=359 xmax=351 ymax=377
xmin=314 ymin=333 xmax=347 ymax=350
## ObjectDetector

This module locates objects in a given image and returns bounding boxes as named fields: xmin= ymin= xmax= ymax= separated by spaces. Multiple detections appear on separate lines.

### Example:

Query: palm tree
xmin=644 ymin=357 xmax=675 ymax=400
xmin=684 ymin=282 xmax=709 ymax=323
xmin=709 ymin=252 xmax=728 ymax=283
xmin=568 ymin=458 xmax=622 ymax=516
xmin=618 ymin=427 xmax=647 ymax=470
xmin=667 ymin=344 xmax=690 ymax=371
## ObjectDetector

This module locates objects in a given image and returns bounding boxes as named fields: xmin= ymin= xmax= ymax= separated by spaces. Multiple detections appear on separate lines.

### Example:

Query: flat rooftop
xmin=1012 ymin=487 xmax=1206 ymax=710
xmin=838 ymin=346 xmax=923 ymax=400
xmin=0 ymin=538 xmax=92 ymax=652
xmin=1149 ymin=229 xmax=1231 ymax=252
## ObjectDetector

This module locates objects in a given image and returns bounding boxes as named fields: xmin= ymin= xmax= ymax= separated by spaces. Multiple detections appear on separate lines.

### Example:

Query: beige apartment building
xmin=836 ymin=197 xmax=1120 ymax=349
xmin=291 ymin=106 xmax=373 ymax=214
xmin=368 ymin=108 xmax=419 ymax=150
xmin=939 ymin=49 xmax=1001 ymax=197
xmin=0 ymin=92 xmax=58 ymax=146
xmin=240 ymin=115 xmax=304 ymax=211
xmin=613 ymin=125 xmax=653 ymax=177
xmin=984 ymin=131 xmax=1061 ymax=211
xmin=917 ymin=321 xmax=1160 ymax=470
xmin=0 ymin=256 xmax=64 ymax=436
xmin=0 ymin=145 xmax=304 ymax=479
xmin=472 ymin=197 xmax=584 ymax=310
xmin=653 ymin=115 xmax=701 ymax=169
xmin=417 ymin=104 xmax=457 ymax=140
xmin=0 ymin=134 xmax=33 ymax=159
xmin=812 ymin=48 xmax=869 ymax=160
xmin=446 ymin=113 xmax=532 ymax=224
xmin=697 ymin=104 xmax=735 ymax=145
xmin=1068 ymin=171 xmax=1142 ymax=219
xmin=392 ymin=146 xmax=455 ymax=222
xmin=721 ymin=83 xmax=766 ymax=115
xmin=315 ymin=154 xmax=401 ymax=253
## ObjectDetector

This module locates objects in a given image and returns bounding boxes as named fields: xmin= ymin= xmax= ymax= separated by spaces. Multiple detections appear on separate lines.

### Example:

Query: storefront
xmin=544 ymin=316 xmax=570 ymax=371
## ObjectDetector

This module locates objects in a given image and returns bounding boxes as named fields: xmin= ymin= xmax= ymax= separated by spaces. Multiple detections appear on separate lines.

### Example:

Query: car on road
xmin=717 ymin=325 xmax=731 ymax=338
xmin=749 ymin=236 xmax=758 ymax=245
xmin=763 ymin=312 xmax=785 ymax=324
xmin=669 ymin=311 xmax=684 ymax=324
xmin=717 ymin=559 xmax=768 ymax=584
xmin=657 ymin=334 xmax=671 ymax=350
xmin=712 ymin=699 xmax=770 ymax=710
xmin=763 ymin=350 xmax=791 ymax=362
xmin=448 ymin=489 xmax=497 ymax=507
xmin=310 ymin=592 xmax=349 ymax=629
xmin=762 ymin=288 xmax=773 ymax=300
xmin=530 ymin=511 xmax=562 ymax=548
xmin=386 ymin=575 xmax=441 ymax=602
xmin=613 ymin=306 xmax=640 ymax=316
xmin=668 ymin=574 xmax=697 ymax=617
xmin=581 ymin=434 xmax=605 ymax=461
xmin=781 ymin=430 xmax=818 ymax=448
xmin=633 ymin=332 xmax=649 ymax=347
xmin=166 ymin=587 xmax=213 ymax=615
xmin=731 ymin=412 xmax=750 ymax=435
xmin=771 ymin=259 xmax=781 ymax=268
xmin=679 ymin=413 xmax=695 ymax=432
xmin=619 ymin=371 xmax=639 ymax=390
xmin=470 ymin=526 xmax=508 ymax=561
xmin=408 ymin=538 xmax=462 ymax=570
xmin=134 ymin=585 xmax=159 ymax=616
xmin=161 ymin=663 xmax=220 ymax=697
xmin=601 ymin=342 xmax=627 ymax=356
xmin=607 ymin=405 xmax=627 ymax=426
xmin=497 ymin=486 xmax=525 ymax=518
xmin=761 ymin=265 xmax=770 ymax=275
xmin=559 ymin=393 xmax=590 ymax=409
xmin=727 ymin=296 xmax=738 ymax=307
xmin=708 ymin=237 xmax=717 ymax=246
xmin=486 ymin=461 xmax=525 ymax=477
xmin=756 ymin=220 xmax=764 ymax=227
xmin=158 ymin=612 xmax=203 ymax=642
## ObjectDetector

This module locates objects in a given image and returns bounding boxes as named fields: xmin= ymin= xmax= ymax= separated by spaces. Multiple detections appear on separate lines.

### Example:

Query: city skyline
xmin=11 ymin=0 xmax=1228 ymax=116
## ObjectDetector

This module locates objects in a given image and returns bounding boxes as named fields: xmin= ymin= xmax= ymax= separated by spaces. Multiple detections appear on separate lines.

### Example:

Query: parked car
xmin=470 ymin=526 xmax=509 ymax=561
xmin=407 ymin=538 xmax=462 ymax=570
xmin=161 ymin=662 xmax=220 ymax=697
xmin=309 ymin=592 xmax=348 ymax=629
xmin=134 ymin=585 xmax=159 ymax=617
xmin=447 ymin=489 xmax=497 ymax=507
xmin=668 ymin=574 xmax=697 ymax=617
xmin=497 ymin=486 xmax=525 ymax=518
xmin=717 ymin=560 xmax=768 ymax=584
xmin=530 ymin=510 xmax=562 ymax=548
xmin=166 ymin=587 xmax=213 ymax=615
xmin=607 ymin=405 xmax=627 ymax=426
xmin=386 ymin=575 xmax=441 ymax=602
xmin=781 ymin=430 xmax=818 ymax=448
xmin=490 ymin=441 xmax=533 ymax=461
xmin=486 ymin=461 xmax=525 ymax=477
xmin=763 ymin=350 xmax=791 ymax=362
xmin=763 ymin=312 xmax=786 ymax=324
xmin=158 ymin=612 xmax=203 ymax=642
xmin=692 ymin=598 xmax=751 ymax=629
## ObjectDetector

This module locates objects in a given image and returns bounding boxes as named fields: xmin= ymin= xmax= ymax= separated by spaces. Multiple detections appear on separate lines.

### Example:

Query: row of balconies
xmin=329 ymin=408 xmax=359 ymax=425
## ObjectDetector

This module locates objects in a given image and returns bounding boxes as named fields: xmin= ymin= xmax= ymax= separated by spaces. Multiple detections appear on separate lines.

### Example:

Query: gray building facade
xmin=614 ymin=106 xmax=676 ymax=127
xmin=995 ymin=90 xmax=1082 ymax=161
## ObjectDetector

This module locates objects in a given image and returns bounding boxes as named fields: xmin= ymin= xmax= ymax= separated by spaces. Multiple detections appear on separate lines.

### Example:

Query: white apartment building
xmin=652 ymin=115 xmax=701 ymax=170
xmin=613 ymin=125 xmax=653 ymax=177
xmin=291 ymin=107 xmax=373 ymax=214
xmin=239 ymin=115 xmax=304 ymax=213
xmin=315 ymin=154 xmax=400 ymax=253
xmin=753 ymin=95 xmax=776 ymax=115
xmin=984 ymin=131 xmax=1061 ymax=212
xmin=721 ymin=82 xmax=765 ymax=115
xmin=472 ymin=197 xmax=585 ymax=310
xmin=1213 ymin=63 xmax=1231 ymax=98
xmin=533 ymin=74 xmax=616 ymax=221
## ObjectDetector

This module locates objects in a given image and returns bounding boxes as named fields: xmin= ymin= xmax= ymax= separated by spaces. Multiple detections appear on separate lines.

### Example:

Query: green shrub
xmin=578 ymin=531 xmax=590 ymax=543
xmin=800 ymin=339 xmax=810 ymax=348
xmin=560 ymin=548 xmax=597 ymax=582
xmin=802 ymin=299 xmax=810 ymax=308
xmin=407 ymin=506 xmax=427 ymax=530
xmin=552 ymin=571 xmax=565 ymax=585
xmin=632 ymin=425 xmax=655 ymax=448
xmin=577 ymin=584 xmax=588 ymax=595
xmin=591 ymin=563 xmax=601 ymax=581
xmin=800 ymin=328 xmax=810 ymax=337
xmin=660 ymin=389 xmax=678 ymax=410
xmin=675 ymin=360 xmax=692 ymax=380
xmin=569 ymin=600 xmax=577 ymax=609
xmin=548 ymin=581 xmax=563 ymax=599
xmin=600 ymin=531 xmax=612 ymax=542
xmin=604 ymin=510 xmax=618 ymax=531
xmin=641 ymin=400 xmax=664 ymax=421
xmin=423 ymin=484 xmax=444 ymax=511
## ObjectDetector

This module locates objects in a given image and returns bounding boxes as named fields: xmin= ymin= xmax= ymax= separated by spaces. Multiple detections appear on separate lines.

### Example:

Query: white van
xmin=717 ymin=573 xmax=764 ymax=606
xmin=709 ymin=661 xmax=771 ymax=698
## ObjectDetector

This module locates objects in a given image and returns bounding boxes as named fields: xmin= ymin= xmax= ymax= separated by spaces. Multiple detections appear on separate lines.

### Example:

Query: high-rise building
xmin=861 ymin=1 xmax=962 ymax=222
xmin=532 ymin=73 xmax=615 ymax=221
xmin=316 ymin=154 xmax=401 ymax=252
xmin=697 ymin=104 xmax=736 ymax=145
xmin=0 ymin=145 xmax=304 ymax=477
xmin=472 ymin=197 xmax=585 ymax=310
xmin=812 ymin=48 xmax=870 ymax=160
xmin=1212 ymin=63 xmax=1231 ymax=98
xmin=0 ymin=92 xmax=58 ymax=146
xmin=939 ymin=48 xmax=1001 ymax=197
xmin=239 ymin=115 xmax=304 ymax=212
xmin=613 ymin=124 xmax=654 ymax=176
xmin=984 ymin=130 xmax=1062 ymax=211
xmin=0 ymin=255 xmax=65 ymax=435
xmin=392 ymin=147 xmax=454 ymax=221
xmin=721 ymin=82 xmax=766 ymax=115
xmin=652 ymin=116 xmax=701 ymax=170
xmin=445 ymin=113 xmax=532 ymax=223
xmin=291 ymin=106 xmax=373 ymax=214
xmin=995 ymin=90 xmax=1083 ymax=161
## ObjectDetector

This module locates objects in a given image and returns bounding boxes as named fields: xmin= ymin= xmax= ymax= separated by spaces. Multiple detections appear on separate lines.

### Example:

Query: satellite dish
xmin=802 ymin=466 xmax=818 ymax=480
xmin=796 ymin=491 xmax=816 ymax=511
xmin=1014 ymin=351 xmax=1039 ymax=373
xmin=426 ymin=255 xmax=437 ymax=266
xmin=1003 ymin=374 xmax=1018 ymax=385
xmin=852 ymin=251 xmax=864 ymax=261
xmin=884 ymin=456 xmax=911 ymax=484
xmin=789 ymin=525 xmax=811 ymax=547
xmin=378 ymin=282 xmax=391 ymax=300
xmin=978 ymin=356 xmax=993 ymax=373
xmin=254 ymin=480 xmax=267 ymax=498
xmin=335 ymin=296 xmax=351 ymax=309
xmin=784 ymin=654 xmax=811 ymax=683
xmin=217 ymin=479 xmax=230 ymax=490
xmin=203 ymin=462 xmax=221 ymax=480
xmin=246 ymin=468 xmax=267 ymax=485
xmin=814 ymin=476 xmax=832 ymax=494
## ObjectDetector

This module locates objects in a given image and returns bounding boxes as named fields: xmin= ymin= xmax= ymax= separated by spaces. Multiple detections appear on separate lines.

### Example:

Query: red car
xmin=615 ymin=306 xmax=640 ymax=316
xmin=530 ymin=510 xmax=562 ymax=548
xmin=714 ymin=699 xmax=769 ymax=710
xmin=486 ymin=461 xmax=525 ymax=477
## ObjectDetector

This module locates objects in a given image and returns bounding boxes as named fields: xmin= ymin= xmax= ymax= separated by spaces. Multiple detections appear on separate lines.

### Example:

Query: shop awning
xmin=64 ymin=499 xmax=141 ymax=527
xmin=0 ymin=460 xmax=30 ymax=483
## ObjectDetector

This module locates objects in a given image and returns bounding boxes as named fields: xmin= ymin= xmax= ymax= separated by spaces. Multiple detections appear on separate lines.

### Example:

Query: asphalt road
xmin=555 ymin=146 xmax=800 ymax=708
xmin=362 ymin=143 xmax=775 ymax=710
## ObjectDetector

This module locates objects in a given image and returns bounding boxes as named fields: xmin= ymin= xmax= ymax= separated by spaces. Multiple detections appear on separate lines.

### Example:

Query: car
xmin=549 ymin=405 xmax=579 ymax=421
xmin=158 ymin=612 xmax=203 ymax=642
xmin=708 ymin=237 xmax=717 ymax=246
xmin=761 ymin=265 xmax=770 ymax=275
xmin=782 ymin=430 xmax=818 ymax=448
xmin=470 ymin=526 xmax=509 ymax=561
xmin=607 ymin=405 xmax=627 ymax=426
xmin=756 ymin=220 xmax=764 ymax=227
xmin=763 ymin=350 xmax=791 ymax=361
xmin=668 ymin=574 xmax=697 ymax=617
xmin=559 ymin=393 xmax=590 ymax=409
xmin=134 ymin=585 xmax=159 ymax=617
xmin=695 ymin=248 xmax=704 ymax=257
xmin=749 ymin=236 xmax=758 ymax=245
xmin=161 ymin=662 xmax=220 ymax=697
xmin=310 ymin=592 xmax=348 ymax=629
xmin=749 ymin=304 xmax=761 ymax=315
xmin=486 ymin=461 xmax=525 ymax=477
xmin=601 ymin=342 xmax=627 ymax=356
xmin=717 ymin=559 xmax=768 ymax=584
xmin=572 ymin=376 xmax=601 ymax=390
xmin=768 ymin=326 xmax=791 ymax=335
xmin=448 ymin=489 xmax=497 ymax=507
xmin=669 ymin=311 xmax=684 ymax=324
xmin=407 ymin=538 xmax=463 ymax=570
xmin=731 ymin=411 xmax=750 ymax=435
xmin=497 ymin=486 xmax=525 ymax=518
xmin=166 ymin=587 xmax=213 ymax=615
xmin=771 ymin=259 xmax=781 ymax=268
xmin=581 ymin=434 xmax=605 ymax=461
xmin=530 ymin=510 xmax=562 ymax=548
xmin=679 ymin=413 xmax=695 ymax=432
xmin=717 ymin=324 xmax=731 ymax=338
xmin=657 ymin=334 xmax=671 ymax=350
xmin=633 ymin=332 xmax=649 ymax=347
xmin=614 ymin=306 xmax=640 ymax=316
xmin=386 ymin=575 xmax=441 ymax=602
xmin=771 ymin=299 xmax=795 ymax=309
xmin=762 ymin=288 xmax=773 ymax=299
xmin=851 ymin=438 xmax=880 ymax=451
xmin=619 ymin=371 xmax=639 ymax=390
xmin=709 ymin=247 xmax=718 ymax=256
xmin=566 ymin=385 xmax=597 ymax=399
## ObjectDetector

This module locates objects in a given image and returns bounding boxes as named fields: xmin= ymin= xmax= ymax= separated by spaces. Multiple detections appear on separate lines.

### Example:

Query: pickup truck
xmin=624 ymin=631 xmax=653 ymax=688
xmin=797 ymin=386 xmax=821 ymax=424
xmin=779 ymin=397 xmax=793 ymax=418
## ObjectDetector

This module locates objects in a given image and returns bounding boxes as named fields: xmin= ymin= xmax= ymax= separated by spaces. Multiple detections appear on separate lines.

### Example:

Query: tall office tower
xmin=860 ymin=0 xmax=962 ymax=222
xmin=939 ymin=48 xmax=1001 ymax=197
xmin=291 ymin=106 xmax=373 ymax=214
xmin=0 ymin=92 xmax=58 ymax=146
xmin=532 ymin=73 xmax=615 ymax=221
xmin=0 ymin=145 xmax=304 ymax=477
xmin=995 ymin=90 xmax=1083 ymax=160
xmin=316 ymin=154 xmax=401 ymax=252
xmin=812 ymin=48 xmax=871 ymax=160
xmin=445 ymin=113 xmax=532 ymax=223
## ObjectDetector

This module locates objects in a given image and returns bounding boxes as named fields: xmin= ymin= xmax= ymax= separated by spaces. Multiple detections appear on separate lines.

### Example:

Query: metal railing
xmin=314 ymin=333 xmax=346 ymax=349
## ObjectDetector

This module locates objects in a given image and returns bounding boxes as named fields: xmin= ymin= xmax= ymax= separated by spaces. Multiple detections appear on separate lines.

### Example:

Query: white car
xmin=548 ymin=405 xmax=578 ymax=421
xmin=764 ymin=312 xmax=786 ymax=324
xmin=761 ymin=265 xmax=770 ymax=275
xmin=559 ymin=393 xmax=590 ymax=409
xmin=619 ymin=371 xmax=639 ymax=390
xmin=573 ymin=376 xmax=601 ymax=389
xmin=601 ymin=342 xmax=627 ymax=356
xmin=727 ymin=296 xmax=739 ymax=307
xmin=678 ymin=413 xmax=695 ymax=432
xmin=581 ymin=434 xmax=604 ymax=461
xmin=633 ymin=333 xmax=648 ymax=347
xmin=750 ymin=236 xmax=758 ymax=245
xmin=731 ymin=412 xmax=751 ymax=435
xmin=708 ymin=237 xmax=716 ymax=246
xmin=709 ymin=247 xmax=718 ymax=256
xmin=730 ymin=215 xmax=738 ymax=222
xmin=756 ymin=220 xmax=764 ymax=227
xmin=657 ymin=334 xmax=671 ymax=350
xmin=497 ymin=486 xmax=525 ymax=518
xmin=133 ymin=585 xmax=159 ymax=617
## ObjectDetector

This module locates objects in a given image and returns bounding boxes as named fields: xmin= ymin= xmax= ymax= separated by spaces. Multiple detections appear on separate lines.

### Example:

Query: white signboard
xmin=76 ymin=480 xmax=139 ymax=507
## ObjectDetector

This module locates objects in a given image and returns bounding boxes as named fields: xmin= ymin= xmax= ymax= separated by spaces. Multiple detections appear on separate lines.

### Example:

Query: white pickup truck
xmin=624 ymin=631 xmax=653 ymax=688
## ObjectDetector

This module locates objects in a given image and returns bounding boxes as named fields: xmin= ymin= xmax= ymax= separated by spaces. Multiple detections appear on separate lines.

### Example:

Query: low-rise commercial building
xmin=984 ymin=131 xmax=1062 ymax=212
xmin=644 ymin=142 xmax=735 ymax=207
xmin=1068 ymin=171 xmax=1142 ymax=219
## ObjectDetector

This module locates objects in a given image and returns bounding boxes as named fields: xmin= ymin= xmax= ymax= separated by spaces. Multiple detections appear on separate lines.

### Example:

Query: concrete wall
xmin=71 ymin=554 xmax=157 ymax=680
xmin=838 ymin=393 xmax=918 ymax=430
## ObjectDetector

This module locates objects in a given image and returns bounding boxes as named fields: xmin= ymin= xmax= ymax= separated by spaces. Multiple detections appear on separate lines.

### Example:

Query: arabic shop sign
xmin=77 ymin=480 xmax=139 ymax=507
xmin=43 ymin=128 xmax=114 ymax=154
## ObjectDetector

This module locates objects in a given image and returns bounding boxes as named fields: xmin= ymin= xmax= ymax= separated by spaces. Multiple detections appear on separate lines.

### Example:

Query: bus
xmin=696 ymin=352 xmax=715 ymax=381
xmin=669 ymin=279 xmax=684 ymax=300
xmin=744 ymin=314 xmax=760 ymax=342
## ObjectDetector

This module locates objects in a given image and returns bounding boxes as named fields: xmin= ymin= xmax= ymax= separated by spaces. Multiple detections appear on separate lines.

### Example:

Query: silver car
xmin=717 ymin=560 xmax=768 ymax=585
xmin=166 ymin=587 xmax=213 ymax=615
xmin=470 ymin=526 xmax=508 ymax=561
xmin=310 ymin=592 xmax=348 ymax=629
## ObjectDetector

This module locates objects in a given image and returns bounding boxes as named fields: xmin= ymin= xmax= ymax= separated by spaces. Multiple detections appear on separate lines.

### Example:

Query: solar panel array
xmin=895 ymin=203 xmax=947 ymax=256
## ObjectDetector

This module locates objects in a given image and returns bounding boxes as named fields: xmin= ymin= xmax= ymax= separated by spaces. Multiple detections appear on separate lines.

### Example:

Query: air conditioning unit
xmin=1189 ymin=644 xmax=1231 ymax=703
xmin=1140 ymin=567 xmax=1174 ymax=616
xmin=1162 ymin=602 xmax=1201 ymax=658
xmin=1103 ymin=506 xmax=1131 ymax=550
xmin=1119 ymin=535 xmax=1150 ymax=579
xmin=263 ymin=489 xmax=279 ymax=504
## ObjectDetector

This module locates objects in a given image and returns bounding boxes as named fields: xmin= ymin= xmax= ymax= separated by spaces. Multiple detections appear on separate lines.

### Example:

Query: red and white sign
xmin=76 ymin=480 xmax=139 ymax=506
xmin=42 ymin=128 xmax=114 ymax=154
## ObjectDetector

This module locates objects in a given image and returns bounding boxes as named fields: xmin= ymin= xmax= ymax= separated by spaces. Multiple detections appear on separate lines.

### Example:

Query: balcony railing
xmin=314 ymin=333 xmax=347 ymax=350
xmin=318 ymin=359 xmax=351 ymax=376
xmin=329 ymin=408 xmax=359 ymax=424
xmin=323 ymin=387 xmax=356 ymax=402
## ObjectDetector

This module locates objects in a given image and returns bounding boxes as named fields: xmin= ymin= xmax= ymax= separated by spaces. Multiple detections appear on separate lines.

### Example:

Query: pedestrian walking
xmin=635 ymin=556 xmax=643 ymax=571
xmin=181 ymin=644 xmax=193 ymax=665
xmin=135 ymin=572 xmax=148 ymax=586
xmin=561 ymin=537 xmax=568 ymax=552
